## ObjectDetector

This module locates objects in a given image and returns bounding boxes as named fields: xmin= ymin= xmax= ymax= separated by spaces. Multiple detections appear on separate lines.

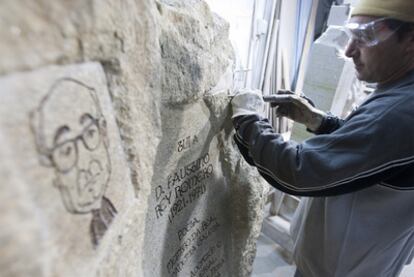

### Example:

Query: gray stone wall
xmin=0 ymin=1 xmax=268 ymax=276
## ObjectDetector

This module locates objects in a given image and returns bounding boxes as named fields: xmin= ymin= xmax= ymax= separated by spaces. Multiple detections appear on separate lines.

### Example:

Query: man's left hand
xmin=231 ymin=89 xmax=265 ymax=118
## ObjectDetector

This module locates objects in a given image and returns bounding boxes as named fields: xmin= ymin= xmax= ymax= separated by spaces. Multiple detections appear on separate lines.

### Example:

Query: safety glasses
xmin=344 ymin=17 xmax=402 ymax=47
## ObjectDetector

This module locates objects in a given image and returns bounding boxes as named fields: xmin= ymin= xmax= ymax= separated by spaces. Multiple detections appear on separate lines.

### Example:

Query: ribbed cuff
xmin=307 ymin=112 xmax=341 ymax=135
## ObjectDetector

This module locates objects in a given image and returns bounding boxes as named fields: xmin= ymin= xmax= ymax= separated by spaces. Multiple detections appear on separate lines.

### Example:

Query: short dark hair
xmin=384 ymin=19 xmax=414 ymax=41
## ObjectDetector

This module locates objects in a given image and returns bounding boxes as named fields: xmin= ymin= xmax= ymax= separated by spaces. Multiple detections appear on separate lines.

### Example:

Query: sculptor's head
xmin=32 ymin=78 xmax=111 ymax=214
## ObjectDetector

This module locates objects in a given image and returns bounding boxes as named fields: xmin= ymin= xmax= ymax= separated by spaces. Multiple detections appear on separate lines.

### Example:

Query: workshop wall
xmin=0 ymin=1 xmax=268 ymax=276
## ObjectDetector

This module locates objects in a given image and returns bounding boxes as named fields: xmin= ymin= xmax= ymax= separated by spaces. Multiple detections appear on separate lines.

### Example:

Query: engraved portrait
xmin=30 ymin=77 xmax=117 ymax=247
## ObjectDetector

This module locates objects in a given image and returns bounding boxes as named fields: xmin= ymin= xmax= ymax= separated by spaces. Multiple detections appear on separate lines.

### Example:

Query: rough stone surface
xmin=0 ymin=1 xmax=268 ymax=276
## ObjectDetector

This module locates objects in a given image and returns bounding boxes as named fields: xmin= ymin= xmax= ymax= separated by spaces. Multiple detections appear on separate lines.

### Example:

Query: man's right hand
xmin=271 ymin=90 xmax=326 ymax=132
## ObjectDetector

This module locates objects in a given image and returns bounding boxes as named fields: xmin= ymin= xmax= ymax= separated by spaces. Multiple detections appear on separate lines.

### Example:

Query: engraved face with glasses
xmin=32 ymin=78 xmax=111 ymax=214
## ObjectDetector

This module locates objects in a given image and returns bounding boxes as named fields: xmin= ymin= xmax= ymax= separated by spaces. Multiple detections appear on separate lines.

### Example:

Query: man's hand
xmin=231 ymin=89 xmax=265 ymax=118
xmin=271 ymin=90 xmax=326 ymax=132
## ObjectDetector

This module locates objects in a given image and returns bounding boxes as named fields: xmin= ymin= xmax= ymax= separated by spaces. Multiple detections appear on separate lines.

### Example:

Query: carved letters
xmin=154 ymin=152 xmax=213 ymax=223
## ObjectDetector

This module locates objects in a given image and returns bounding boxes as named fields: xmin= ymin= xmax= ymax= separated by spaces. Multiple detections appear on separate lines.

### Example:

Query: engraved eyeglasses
xmin=49 ymin=116 xmax=104 ymax=173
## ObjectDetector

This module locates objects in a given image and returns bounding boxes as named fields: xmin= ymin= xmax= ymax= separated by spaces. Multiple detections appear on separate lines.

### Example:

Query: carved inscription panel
xmin=0 ymin=63 xmax=134 ymax=276
xmin=144 ymin=102 xmax=230 ymax=277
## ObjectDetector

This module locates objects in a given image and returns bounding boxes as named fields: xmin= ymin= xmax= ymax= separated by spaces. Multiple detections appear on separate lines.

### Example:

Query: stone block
xmin=327 ymin=5 xmax=350 ymax=26
xmin=0 ymin=1 xmax=268 ymax=276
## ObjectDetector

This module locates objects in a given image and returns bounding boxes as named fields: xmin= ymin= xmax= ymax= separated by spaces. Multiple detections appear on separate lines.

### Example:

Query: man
xmin=231 ymin=1 xmax=414 ymax=276
xmin=31 ymin=78 xmax=117 ymax=247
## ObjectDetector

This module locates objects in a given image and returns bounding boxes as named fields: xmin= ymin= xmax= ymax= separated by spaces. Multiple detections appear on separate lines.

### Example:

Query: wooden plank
xmin=293 ymin=0 xmax=320 ymax=93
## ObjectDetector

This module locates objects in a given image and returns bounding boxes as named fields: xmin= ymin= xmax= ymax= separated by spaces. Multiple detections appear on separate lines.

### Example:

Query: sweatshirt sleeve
xmin=232 ymin=99 xmax=414 ymax=196
xmin=311 ymin=113 xmax=345 ymax=134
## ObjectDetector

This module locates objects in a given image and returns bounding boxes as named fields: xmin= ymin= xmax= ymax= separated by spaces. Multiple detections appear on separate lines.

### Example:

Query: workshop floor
xmin=252 ymin=233 xmax=414 ymax=277
xmin=252 ymin=234 xmax=295 ymax=277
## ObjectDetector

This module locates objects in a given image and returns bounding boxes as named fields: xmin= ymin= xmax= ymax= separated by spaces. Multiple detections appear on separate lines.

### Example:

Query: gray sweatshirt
xmin=233 ymin=70 xmax=414 ymax=276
